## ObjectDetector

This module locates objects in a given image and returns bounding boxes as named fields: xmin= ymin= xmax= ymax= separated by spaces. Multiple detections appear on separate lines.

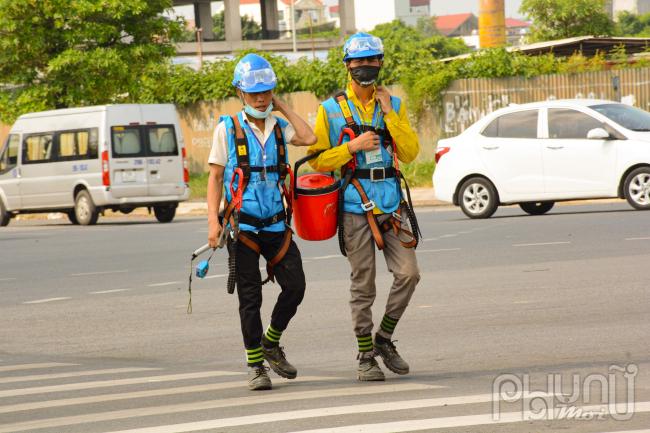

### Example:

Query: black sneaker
xmin=357 ymin=351 xmax=385 ymax=381
xmin=248 ymin=365 xmax=272 ymax=391
xmin=262 ymin=344 xmax=297 ymax=379
xmin=374 ymin=338 xmax=410 ymax=375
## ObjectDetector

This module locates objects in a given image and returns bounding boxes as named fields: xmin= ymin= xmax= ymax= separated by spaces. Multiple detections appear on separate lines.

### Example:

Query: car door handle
xmin=150 ymin=170 xmax=158 ymax=175
xmin=546 ymin=145 xmax=564 ymax=150
xmin=482 ymin=145 xmax=500 ymax=150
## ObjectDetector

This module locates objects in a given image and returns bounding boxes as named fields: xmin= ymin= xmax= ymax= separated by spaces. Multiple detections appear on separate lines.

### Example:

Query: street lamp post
xmin=291 ymin=0 xmax=297 ymax=53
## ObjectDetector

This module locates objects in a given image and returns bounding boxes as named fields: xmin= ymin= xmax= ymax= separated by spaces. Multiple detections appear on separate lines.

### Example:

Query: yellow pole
xmin=479 ymin=0 xmax=506 ymax=48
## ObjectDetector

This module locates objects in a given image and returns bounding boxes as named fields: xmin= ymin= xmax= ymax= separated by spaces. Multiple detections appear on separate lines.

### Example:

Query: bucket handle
xmin=293 ymin=149 xmax=327 ymax=200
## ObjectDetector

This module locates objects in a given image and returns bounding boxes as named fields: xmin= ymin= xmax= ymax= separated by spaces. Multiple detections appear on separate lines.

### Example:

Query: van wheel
xmin=154 ymin=204 xmax=176 ymax=223
xmin=75 ymin=190 xmax=99 ymax=225
xmin=67 ymin=210 xmax=79 ymax=225
xmin=624 ymin=167 xmax=650 ymax=210
xmin=0 ymin=201 xmax=11 ymax=227
xmin=519 ymin=201 xmax=555 ymax=215
xmin=458 ymin=177 xmax=499 ymax=219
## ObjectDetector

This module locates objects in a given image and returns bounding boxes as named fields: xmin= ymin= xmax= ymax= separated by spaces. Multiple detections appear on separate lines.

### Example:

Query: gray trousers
xmin=343 ymin=211 xmax=420 ymax=338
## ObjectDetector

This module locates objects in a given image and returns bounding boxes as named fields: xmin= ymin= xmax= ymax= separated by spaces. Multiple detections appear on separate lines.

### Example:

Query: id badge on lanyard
xmin=361 ymin=104 xmax=383 ymax=165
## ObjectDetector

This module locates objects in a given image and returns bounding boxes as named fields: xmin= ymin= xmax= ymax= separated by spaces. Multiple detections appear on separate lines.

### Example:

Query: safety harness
xmin=221 ymin=115 xmax=294 ymax=292
xmin=333 ymin=91 xmax=421 ymax=256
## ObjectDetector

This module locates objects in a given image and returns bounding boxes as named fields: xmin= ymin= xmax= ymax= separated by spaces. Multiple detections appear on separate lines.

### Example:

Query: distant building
xmin=435 ymin=13 xmax=529 ymax=48
xmin=238 ymin=0 xmax=333 ymax=35
xmin=607 ymin=0 xmax=650 ymax=18
xmin=434 ymin=13 xmax=478 ymax=37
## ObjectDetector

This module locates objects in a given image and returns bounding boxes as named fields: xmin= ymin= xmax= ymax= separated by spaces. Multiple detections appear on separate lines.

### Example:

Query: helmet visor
xmin=239 ymin=68 xmax=277 ymax=90
xmin=346 ymin=36 xmax=384 ymax=56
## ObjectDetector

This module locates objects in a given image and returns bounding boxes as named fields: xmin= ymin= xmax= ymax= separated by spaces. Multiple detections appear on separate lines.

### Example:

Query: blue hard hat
xmin=343 ymin=32 xmax=384 ymax=62
xmin=232 ymin=53 xmax=277 ymax=93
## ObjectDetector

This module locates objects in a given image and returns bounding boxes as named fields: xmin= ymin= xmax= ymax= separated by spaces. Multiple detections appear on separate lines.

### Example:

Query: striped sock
xmin=246 ymin=346 xmax=264 ymax=366
xmin=379 ymin=314 xmax=399 ymax=336
xmin=263 ymin=324 xmax=282 ymax=347
xmin=357 ymin=334 xmax=373 ymax=353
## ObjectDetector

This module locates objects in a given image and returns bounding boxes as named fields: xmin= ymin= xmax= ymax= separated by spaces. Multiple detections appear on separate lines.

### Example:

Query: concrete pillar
xmin=260 ymin=0 xmax=280 ymax=39
xmin=193 ymin=2 xmax=214 ymax=41
xmin=339 ymin=0 xmax=356 ymax=36
xmin=224 ymin=0 xmax=242 ymax=42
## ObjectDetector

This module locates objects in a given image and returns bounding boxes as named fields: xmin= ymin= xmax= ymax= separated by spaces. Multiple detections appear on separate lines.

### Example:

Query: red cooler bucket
xmin=292 ymin=153 xmax=340 ymax=241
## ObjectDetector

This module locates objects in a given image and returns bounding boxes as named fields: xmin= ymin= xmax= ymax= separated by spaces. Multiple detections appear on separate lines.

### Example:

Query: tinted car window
xmin=112 ymin=126 xmax=143 ymax=157
xmin=148 ymin=126 xmax=178 ymax=156
xmin=548 ymin=109 xmax=603 ymax=139
xmin=23 ymin=133 xmax=54 ymax=164
xmin=591 ymin=103 xmax=650 ymax=131
xmin=482 ymin=110 xmax=538 ymax=139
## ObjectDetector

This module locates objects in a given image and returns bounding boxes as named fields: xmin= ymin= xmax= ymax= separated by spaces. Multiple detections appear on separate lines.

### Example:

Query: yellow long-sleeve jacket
xmin=307 ymin=83 xmax=420 ymax=172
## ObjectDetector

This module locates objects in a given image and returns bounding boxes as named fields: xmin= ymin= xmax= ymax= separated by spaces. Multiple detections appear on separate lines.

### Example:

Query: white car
xmin=433 ymin=99 xmax=650 ymax=218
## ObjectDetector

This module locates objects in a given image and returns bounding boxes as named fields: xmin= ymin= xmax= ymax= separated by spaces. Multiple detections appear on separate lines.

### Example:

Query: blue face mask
xmin=244 ymin=103 xmax=273 ymax=119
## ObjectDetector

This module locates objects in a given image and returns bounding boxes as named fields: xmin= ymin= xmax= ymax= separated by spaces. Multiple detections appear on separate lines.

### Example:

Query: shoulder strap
xmin=231 ymin=115 xmax=251 ymax=181
xmin=273 ymin=122 xmax=288 ymax=182
xmin=334 ymin=91 xmax=360 ymax=135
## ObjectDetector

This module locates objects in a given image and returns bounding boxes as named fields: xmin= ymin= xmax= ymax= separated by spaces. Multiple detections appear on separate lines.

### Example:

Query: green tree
xmin=520 ymin=0 xmax=614 ymax=42
xmin=0 ymin=0 xmax=183 ymax=123
xmin=616 ymin=11 xmax=650 ymax=36
xmin=212 ymin=11 xmax=262 ymax=40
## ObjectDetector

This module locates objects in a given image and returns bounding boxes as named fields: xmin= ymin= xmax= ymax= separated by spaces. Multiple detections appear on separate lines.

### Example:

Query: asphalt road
xmin=1 ymin=201 xmax=650 ymax=433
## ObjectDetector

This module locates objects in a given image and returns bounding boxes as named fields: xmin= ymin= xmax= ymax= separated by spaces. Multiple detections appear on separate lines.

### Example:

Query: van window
xmin=0 ymin=134 xmax=20 ymax=174
xmin=148 ymin=126 xmax=178 ymax=156
xmin=57 ymin=128 xmax=99 ymax=160
xmin=23 ymin=133 xmax=54 ymax=164
xmin=112 ymin=126 xmax=143 ymax=157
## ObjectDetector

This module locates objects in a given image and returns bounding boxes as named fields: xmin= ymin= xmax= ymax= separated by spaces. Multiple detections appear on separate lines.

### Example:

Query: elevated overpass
xmin=172 ymin=0 xmax=355 ymax=55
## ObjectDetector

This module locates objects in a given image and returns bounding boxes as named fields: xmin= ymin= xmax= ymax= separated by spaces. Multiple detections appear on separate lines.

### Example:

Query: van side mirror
xmin=587 ymin=128 xmax=611 ymax=140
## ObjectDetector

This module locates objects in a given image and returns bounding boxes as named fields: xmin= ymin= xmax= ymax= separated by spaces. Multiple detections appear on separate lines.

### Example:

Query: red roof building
xmin=435 ymin=13 xmax=478 ymax=37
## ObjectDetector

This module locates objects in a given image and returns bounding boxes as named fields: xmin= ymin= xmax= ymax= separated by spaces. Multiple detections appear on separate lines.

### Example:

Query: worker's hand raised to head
xmin=347 ymin=131 xmax=380 ymax=154
xmin=208 ymin=220 xmax=222 ymax=249
xmin=376 ymin=86 xmax=393 ymax=114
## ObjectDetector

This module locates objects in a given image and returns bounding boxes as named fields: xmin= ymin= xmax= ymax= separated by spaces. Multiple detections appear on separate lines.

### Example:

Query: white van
xmin=0 ymin=104 xmax=190 ymax=226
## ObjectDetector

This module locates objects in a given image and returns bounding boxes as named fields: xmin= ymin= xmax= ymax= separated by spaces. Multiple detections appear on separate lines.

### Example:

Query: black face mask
xmin=349 ymin=65 xmax=380 ymax=87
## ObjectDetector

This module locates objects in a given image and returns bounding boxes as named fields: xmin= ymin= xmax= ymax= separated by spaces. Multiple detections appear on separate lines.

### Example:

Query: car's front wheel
xmin=519 ymin=201 xmax=555 ymax=215
xmin=154 ymin=204 xmax=176 ymax=223
xmin=458 ymin=177 xmax=499 ymax=219
xmin=624 ymin=167 xmax=650 ymax=210
xmin=0 ymin=200 xmax=11 ymax=227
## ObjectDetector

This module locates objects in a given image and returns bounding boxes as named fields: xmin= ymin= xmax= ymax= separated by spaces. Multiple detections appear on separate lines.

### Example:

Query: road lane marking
xmin=1 ymin=383 xmax=439 ymax=432
xmin=0 ymin=376 xmax=371 ymax=415
xmin=0 ymin=367 xmax=160 ymax=384
xmin=439 ymin=234 xmax=457 ymax=238
xmin=90 ymin=289 xmax=130 ymax=294
xmin=288 ymin=401 xmax=650 ymax=433
xmin=625 ymin=237 xmax=650 ymax=241
xmin=205 ymin=274 xmax=226 ymax=279
xmin=0 ymin=278 xmax=16 ymax=282
xmin=599 ymin=430 xmax=650 ymax=433
xmin=512 ymin=241 xmax=571 ymax=247
xmin=308 ymin=255 xmax=341 ymax=260
xmin=23 ymin=297 xmax=71 ymax=304
xmin=147 ymin=281 xmax=181 ymax=287
xmin=0 ymin=371 xmax=244 ymax=398
xmin=421 ymin=238 xmax=438 ymax=242
xmin=418 ymin=248 xmax=461 ymax=253
xmin=70 ymin=270 xmax=129 ymax=277
xmin=103 ymin=391 xmax=556 ymax=433
xmin=0 ymin=363 xmax=78 ymax=373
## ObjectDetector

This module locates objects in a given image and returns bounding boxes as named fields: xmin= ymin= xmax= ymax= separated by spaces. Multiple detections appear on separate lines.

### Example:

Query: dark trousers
xmin=236 ymin=230 xmax=306 ymax=349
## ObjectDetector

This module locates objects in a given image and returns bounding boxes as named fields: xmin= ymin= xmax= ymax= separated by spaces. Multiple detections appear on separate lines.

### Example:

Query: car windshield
xmin=591 ymin=104 xmax=650 ymax=131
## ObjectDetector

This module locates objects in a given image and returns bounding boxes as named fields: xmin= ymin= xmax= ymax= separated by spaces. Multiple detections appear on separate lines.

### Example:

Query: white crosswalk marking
xmin=1 ymin=360 xmax=648 ymax=433
xmin=0 ymin=370 xmax=243 ymax=398
xmin=0 ymin=367 xmax=160 ymax=384
xmin=0 ymin=362 xmax=77 ymax=372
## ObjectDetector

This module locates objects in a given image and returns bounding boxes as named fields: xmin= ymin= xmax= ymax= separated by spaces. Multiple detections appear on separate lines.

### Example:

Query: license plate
xmin=121 ymin=170 xmax=136 ymax=182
